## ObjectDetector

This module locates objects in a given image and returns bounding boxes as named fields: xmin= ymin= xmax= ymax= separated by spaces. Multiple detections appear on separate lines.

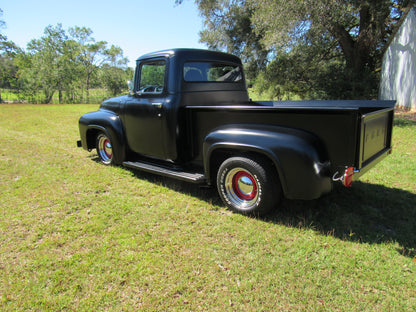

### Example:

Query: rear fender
xmin=203 ymin=124 xmax=332 ymax=200
xmin=78 ymin=109 xmax=126 ymax=164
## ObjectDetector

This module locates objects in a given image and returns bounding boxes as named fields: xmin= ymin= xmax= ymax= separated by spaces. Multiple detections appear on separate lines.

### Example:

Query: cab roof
xmin=136 ymin=48 xmax=242 ymax=65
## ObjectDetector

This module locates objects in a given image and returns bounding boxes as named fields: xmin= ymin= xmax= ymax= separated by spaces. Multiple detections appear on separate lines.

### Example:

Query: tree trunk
xmin=329 ymin=3 xmax=380 ymax=78
xmin=86 ymin=73 xmax=91 ymax=104
xmin=331 ymin=25 xmax=372 ymax=76
xmin=44 ymin=90 xmax=55 ymax=104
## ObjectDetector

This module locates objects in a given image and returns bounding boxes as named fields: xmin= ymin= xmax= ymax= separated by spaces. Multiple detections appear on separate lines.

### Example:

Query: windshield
xmin=138 ymin=60 xmax=166 ymax=94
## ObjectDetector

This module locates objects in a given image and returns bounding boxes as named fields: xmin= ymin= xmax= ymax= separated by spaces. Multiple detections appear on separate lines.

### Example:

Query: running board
xmin=122 ymin=161 xmax=206 ymax=184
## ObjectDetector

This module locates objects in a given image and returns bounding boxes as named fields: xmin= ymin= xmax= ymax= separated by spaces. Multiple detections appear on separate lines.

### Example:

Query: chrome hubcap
xmin=224 ymin=168 xmax=259 ymax=208
xmin=103 ymin=140 xmax=112 ymax=158
xmin=98 ymin=135 xmax=112 ymax=164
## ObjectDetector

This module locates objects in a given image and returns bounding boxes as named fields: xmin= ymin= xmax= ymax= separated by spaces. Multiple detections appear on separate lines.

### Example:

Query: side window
xmin=184 ymin=62 xmax=242 ymax=82
xmin=138 ymin=60 xmax=166 ymax=94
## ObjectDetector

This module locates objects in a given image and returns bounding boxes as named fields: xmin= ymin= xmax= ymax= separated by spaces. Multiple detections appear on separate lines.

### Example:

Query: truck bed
xmin=186 ymin=100 xmax=395 ymax=174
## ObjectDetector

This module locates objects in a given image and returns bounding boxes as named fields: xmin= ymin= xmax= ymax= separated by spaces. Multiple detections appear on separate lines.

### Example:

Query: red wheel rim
xmin=232 ymin=171 xmax=258 ymax=201
xmin=103 ymin=139 xmax=112 ymax=158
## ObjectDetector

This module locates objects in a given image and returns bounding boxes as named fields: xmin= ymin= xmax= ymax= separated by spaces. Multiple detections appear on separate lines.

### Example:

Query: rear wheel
xmin=217 ymin=156 xmax=281 ymax=216
xmin=96 ymin=132 xmax=113 ymax=165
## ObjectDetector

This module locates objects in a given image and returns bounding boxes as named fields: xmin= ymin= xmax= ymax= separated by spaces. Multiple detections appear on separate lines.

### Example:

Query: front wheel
xmin=96 ymin=132 xmax=114 ymax=165
xmin=217 ymin=156 xmax=281 ymax=216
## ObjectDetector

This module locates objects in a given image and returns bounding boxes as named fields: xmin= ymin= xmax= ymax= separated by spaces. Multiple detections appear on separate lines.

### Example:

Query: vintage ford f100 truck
xmin=77 ymin=49 xmax=395 ymax=215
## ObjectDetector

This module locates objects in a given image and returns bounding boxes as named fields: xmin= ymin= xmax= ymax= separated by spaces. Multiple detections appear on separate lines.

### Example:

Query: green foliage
xmin=101 ymin=65 xmax=132 ymax=97
xmin=68 ymin=26 xmax=109 ymax=103
xmin=0 ymin=22 xmax=131 ymax=104
xmin=18 ymin=24 xmax=71 ymax=103
xmin=1 ymin=104 xmax=416 ymax=310
xmin=139 ymin=61 xmax=166 ymax=88
xmin=0 ymin=10 xmax=21 ymax=102
xmin=0 ymin=54 xmax=18 ymax=89
xmin=197 ymin=0 xmax=269 ymax=79
xmin=195 ymin=0 xmax=411 ymax=99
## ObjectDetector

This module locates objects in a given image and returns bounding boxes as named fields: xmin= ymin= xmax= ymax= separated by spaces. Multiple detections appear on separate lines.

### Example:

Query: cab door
xmin=123 ymin=59 xmax=167 ymax=159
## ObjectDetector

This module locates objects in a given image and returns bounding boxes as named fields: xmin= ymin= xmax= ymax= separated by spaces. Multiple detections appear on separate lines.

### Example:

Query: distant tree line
xmin=178 ymin=0 xmax=414 ymax=100
xmin=3 ymin=1 xmax=415 ymax=103
xmin=0 ymin=14 xmax=133 ymax=104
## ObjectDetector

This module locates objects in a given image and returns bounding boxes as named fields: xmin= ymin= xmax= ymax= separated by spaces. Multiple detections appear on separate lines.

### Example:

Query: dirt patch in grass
xmin=395 ymin=107 xmax=416 ymax=121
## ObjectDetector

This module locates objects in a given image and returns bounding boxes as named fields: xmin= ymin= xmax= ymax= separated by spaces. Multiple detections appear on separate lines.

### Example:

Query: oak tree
xmin=187 ymin=0 xmax=413 ymax=98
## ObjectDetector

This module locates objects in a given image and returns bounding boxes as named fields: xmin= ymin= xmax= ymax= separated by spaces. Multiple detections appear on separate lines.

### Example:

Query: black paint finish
xmin=78 ymin=49 xmax=395 ymax=202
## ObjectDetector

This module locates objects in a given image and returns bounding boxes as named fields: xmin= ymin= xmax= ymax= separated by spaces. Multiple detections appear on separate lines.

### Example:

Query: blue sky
xmin=1 ymin=0 xmax=206 ymax=67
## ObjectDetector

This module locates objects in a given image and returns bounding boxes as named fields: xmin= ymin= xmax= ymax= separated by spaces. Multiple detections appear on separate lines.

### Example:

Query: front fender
xmin=203 ymin=124 xmax=332 ymax=200
xmin=78 ymin=109 xmax=126 ymax=164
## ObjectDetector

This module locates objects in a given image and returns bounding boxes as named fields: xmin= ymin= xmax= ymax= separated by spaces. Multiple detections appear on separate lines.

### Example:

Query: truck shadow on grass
xmin=124 ymin=166 xmax=416 ymax=258
xmin=273 ymin=183 xmax=416 ymax=258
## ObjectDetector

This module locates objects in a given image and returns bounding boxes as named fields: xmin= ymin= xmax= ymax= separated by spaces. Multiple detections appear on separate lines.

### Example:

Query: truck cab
xmin=123 ymin=49 xmax=249 ymax=162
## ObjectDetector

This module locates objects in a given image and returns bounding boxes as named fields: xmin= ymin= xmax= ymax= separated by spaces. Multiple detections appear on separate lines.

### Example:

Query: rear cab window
xmin=184 ymin=62 xmax=243 ymax=83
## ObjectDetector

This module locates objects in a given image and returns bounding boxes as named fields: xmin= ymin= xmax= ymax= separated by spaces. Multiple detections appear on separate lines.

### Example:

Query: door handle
xmin=152 ymin=103 xmax=163 ymax=109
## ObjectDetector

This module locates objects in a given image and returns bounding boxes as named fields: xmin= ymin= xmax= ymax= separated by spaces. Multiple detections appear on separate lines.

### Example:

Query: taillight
xmin=344 ymin=167 xmax=354 ymax=187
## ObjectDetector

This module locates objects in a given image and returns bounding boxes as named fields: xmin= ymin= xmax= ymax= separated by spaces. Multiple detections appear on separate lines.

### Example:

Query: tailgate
xmin=358 ymin=107 xmax=394 ymax=169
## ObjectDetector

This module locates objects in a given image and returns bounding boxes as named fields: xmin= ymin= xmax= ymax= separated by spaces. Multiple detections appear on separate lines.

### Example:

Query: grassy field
xmin=0 ymin=104 xmax=415 ymax=311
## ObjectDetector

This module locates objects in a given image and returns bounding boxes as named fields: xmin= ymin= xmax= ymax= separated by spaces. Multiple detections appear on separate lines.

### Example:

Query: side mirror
xmin=127 ymin=80 xmax=134 ymax=95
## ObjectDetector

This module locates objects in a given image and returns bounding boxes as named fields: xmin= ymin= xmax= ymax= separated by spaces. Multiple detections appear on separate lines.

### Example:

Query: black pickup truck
xmin=77 ymin=49 xmax=394 ymax=215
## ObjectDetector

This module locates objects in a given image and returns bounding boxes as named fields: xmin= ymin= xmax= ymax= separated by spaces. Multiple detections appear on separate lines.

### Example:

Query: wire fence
xmin=0 ymin=89 xmax=121 ymax=104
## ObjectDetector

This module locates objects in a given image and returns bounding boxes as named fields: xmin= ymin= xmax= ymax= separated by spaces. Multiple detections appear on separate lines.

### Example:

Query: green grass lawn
xmin=1 ymin=104 xmax=415 ymax=311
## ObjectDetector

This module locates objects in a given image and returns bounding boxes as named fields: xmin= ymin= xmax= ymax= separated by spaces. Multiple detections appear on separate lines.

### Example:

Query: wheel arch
xmin=78 ymin=110 xmax=126 ymax=164
xmin=85 ymin=125 xmax=107 ymax=150
xmin=203 ymin=124 xmax=332 ymax=200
